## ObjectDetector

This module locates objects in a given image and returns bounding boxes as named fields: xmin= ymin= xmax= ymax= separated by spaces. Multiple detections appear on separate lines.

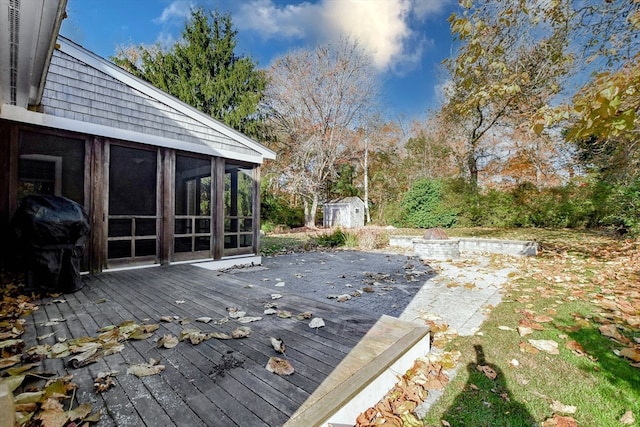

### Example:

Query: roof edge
xmin=56 ymin=36 xmax=276 ymax=161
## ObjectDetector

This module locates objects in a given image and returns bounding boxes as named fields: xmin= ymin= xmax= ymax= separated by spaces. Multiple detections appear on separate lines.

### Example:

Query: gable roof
xmin=1 ymin=24 xmax=275 ymax=164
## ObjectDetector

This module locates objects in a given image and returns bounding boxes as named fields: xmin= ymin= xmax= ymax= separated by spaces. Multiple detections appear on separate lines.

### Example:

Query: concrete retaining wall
xmin=413 ymin=239 xmax=460 ymax=260
xmin=390 ymin=235 xmax=538 ymax=259
xmin=459 ymin=238 xmax=537 ymax=256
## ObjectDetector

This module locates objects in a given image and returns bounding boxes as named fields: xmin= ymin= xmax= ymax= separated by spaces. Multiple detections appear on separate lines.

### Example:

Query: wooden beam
xmin=161 ymin=149 xmax=175 ymax=265
xmin=90 ymin=137 xmax=105 ymax=273
xmin=213 ymin=157 xmax=225 ymax=260
xmin=253 ymin=165 xmax=261 ymax=255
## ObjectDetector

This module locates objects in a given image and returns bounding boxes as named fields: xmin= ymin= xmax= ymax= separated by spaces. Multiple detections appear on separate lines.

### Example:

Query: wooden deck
xmin=23 ymin=264 xmax=382 ymax=427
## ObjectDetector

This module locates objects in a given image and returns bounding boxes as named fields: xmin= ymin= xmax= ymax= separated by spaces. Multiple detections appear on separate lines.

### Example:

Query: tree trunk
xmin=364 ymin=138 xmax=370 ymax=224
xmin=467 ymin=151 xmax=479 ymax=191
xmin=303 ymin=194 xmax=318 ymax=228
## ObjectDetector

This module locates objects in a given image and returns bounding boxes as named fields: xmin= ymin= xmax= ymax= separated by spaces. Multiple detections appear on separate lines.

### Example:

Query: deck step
xmin=284 ymin=315 xmax=430 ymax=427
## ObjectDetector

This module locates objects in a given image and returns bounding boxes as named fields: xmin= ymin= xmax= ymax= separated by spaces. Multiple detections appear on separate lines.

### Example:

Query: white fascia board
xmin=0 ymin=104 xmax=266 ymax=164
xmin=56 ymin=37 xmax=276 ymax=161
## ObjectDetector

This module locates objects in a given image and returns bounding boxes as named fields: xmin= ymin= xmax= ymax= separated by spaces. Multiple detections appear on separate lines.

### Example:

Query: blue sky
xmin=61 ymin=0 xmax=459 ymax=120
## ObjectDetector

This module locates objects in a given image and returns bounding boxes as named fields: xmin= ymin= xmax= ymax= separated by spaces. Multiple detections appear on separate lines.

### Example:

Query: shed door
xmin=106 ymin=145 xmax=159 ymax=267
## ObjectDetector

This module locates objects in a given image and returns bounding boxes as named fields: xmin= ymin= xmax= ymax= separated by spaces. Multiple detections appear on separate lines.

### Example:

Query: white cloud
xmin=322 ymin=0 xmax=413 ymax=70
xmin=155 ymin=0 xmax=194 ymax=24
xmin=236 ymin=0 xmax=323 ymax=39
xmin=412 ymin=0 xmax=452 ymax=20
xmin=234 ymin=0 xmax=453 ymax=72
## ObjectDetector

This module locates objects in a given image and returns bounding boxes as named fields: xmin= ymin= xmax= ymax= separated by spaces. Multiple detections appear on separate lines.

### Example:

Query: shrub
xmin=400 ymin=179 xmax=458 ymax=228
xmin=315 ymin=229 xmax=346 ymax=247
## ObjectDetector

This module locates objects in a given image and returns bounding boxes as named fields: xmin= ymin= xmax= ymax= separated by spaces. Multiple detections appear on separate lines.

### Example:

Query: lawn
xmin=263 ymin=227 xmax=640 ymax=426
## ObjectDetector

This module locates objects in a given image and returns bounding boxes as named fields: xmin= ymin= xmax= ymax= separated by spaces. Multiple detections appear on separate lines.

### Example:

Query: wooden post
xmin=161 ymin=149 xmax=175 ymax=265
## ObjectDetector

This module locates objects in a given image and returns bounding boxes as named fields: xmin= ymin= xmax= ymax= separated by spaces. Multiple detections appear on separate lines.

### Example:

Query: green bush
xmin=261 ymin=190 xmax=305 ymax=228
xmin=315 ymin=229 xmax=346 ymax=247
xmin=400 ymin=179 xmax=458 ymax=228
xmin=603 ymin=178 xmax=640 ymax=234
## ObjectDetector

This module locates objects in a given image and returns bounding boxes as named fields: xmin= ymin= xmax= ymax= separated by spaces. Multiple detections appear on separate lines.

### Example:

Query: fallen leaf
xmin=275 ymin=281 xmax=285 ymax=287
xmin=127 ymin=360 xmax=165 ymax=377
xmin=296 ymin=311 xmax=312 ymax=320
xmin=542 ymin=414 xmax=578 ymax=427
xmin=565 ymin=340 xmax=586 ymax=356
xmin=477 ymin=364 xmax=497 ymax=380
xmin=620 ymin=410 xmax=635 ymax=425
xmin=175 ymin=300 xmax=185 ymax=304
xmin=619 ymin=347 xmax=640 ymax=362
xmin=599 ymin=324 xmax=627 ymax=343
xmin=498 ymin=325 xmax=514 ymax=331
xmin=236 ymin=316 xmax=262 ymax=324
xmin=207 ymin=332 xmax=232 ymax=340
xmin=0 ymin=354 xmax=21 ymax=369
xmin=518 ymin=326 xmax=534 ymax=337
xmin=196 ymin=317 xmax=213 ymax=323
xmin=270 ymin=337 xmax=286 ymax=354
xmin=228 ymin=310 xmax=247 ymax=319
xmin=263 ymin=308 xmax=277 ymax=315
xmin=265 ymin=357 xmax=294 ymax=375
xmin=528 ymin=339 xmax=560 ymax=355
xmin=271 ymin=294 xmax=282 ymax=300
xmin=231 ymin=326 xmax=251 ymax=339
xmin=533 ymin=314 xmax=554 ymax=323
xmin=157 ymin=334 xmax=179 ymax=349
xmin=277 ymin=310 xmax=292 ymax=318
xmin=309 ymin=318 xmax=325 ymax=329
xmin=159 ymin=316 xmax=174 ymax=323
xmin=550 ymin=400 xmax=577 ymax=414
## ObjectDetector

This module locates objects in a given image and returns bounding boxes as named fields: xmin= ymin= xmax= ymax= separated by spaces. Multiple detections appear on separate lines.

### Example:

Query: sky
xmin=60 ymin=0 xmax=460 ymax=121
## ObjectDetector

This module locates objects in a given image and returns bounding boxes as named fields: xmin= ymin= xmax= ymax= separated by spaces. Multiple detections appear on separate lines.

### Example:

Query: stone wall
xmin=389 ymin=235 xmax=538 ymax=259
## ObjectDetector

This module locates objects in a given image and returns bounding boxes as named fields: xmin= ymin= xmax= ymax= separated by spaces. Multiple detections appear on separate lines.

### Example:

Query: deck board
xmin=18 ymin=264 xmax=381 ymax=426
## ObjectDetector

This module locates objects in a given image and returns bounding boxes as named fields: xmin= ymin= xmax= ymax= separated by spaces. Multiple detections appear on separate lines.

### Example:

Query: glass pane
xmin=240 ymin=234 xmax=252 ymax=248
xmin=224 ymin=218 xmax=238 ymax=233
xmin=135 ymin=218 xmax=156 ymax=236
xmin=108 ymin=219 xmax=131 ymax=237
xmin=195 ymin=236 xmax=210 ymax=251
xmin=237 ymin=169 xmax=253 ymax=217
xmin=175 ymin=155 xmax=211 ymax=216
xmin=135 ymin=239 xmax=156 ymax=257
xmin=108 ymin=241 xmax=131 ymax=259
xmin=109 ymin=146 xmax=156 ymax=215
xmin=241 ymin=218 xmax=252 ymax=232
xmin=196 ymin=219 xmax=210 ymax=233
xmin=224 ymin=235 xmax=237 ymax=249
xmin=174 ymin=237 xmax=192 ymax=253
xmin=175 ymin=218 xmax=191 ymax=235
xmin=18 ymin=131 xmax=85 ymax=204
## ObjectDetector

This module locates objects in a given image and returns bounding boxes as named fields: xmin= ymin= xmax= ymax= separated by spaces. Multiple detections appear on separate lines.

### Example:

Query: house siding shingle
xmin=42 ymin=50 xmax=258 ymax=157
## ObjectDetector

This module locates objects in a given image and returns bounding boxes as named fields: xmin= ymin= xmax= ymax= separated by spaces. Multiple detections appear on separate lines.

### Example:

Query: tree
xmin=442 ymin=0 xmax=573 ymax=190
xmin=112 ymin=8 xmax=267 ymax=138
xmin=263 ymin=38 xmax=379 ymax=227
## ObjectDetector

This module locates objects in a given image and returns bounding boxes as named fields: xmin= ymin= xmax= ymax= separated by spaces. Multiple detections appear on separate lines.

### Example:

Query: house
xmin=0 ymin=0 xmax=275 ymax=273
xmin=323 ymin=196 xmax=366 ymax=229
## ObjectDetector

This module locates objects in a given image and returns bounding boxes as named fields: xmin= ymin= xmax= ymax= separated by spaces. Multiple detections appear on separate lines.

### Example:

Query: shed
xmin=0 ymin=0 xmax=275 ymax=273
xmin=323 ymin=196 xmax=365 ymax=229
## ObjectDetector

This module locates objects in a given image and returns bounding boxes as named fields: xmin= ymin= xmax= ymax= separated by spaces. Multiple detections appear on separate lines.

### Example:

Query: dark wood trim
xmin=103 ymin=141 xmax=111 ymax=268
xmin=253 ymin=165 xmax=261 ymax=255
xmin=7 ymin=126 xmax=18 ymax=220
xmin=213 ymin=157 xmax=225 ymax=260
xmin=161 ymin=148 xmax=175 ymax=265
xmin=89 ymin=137 xmax=105 ymax=273
xmin=156 ymin=149 xmax=162 ymax=265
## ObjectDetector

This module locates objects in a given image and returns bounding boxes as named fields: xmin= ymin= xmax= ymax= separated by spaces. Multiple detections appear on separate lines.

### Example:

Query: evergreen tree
xmin=113 ymin=8 xmax=267 ymax=139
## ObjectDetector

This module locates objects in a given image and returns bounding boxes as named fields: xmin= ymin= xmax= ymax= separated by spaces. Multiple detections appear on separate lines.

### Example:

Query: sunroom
xmin=0 ymin=0 xmax=275 ymax=274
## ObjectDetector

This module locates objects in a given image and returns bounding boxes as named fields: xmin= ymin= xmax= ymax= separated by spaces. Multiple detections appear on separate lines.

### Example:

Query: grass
xmin=421 ymin=230 xmax=640 ymax=427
